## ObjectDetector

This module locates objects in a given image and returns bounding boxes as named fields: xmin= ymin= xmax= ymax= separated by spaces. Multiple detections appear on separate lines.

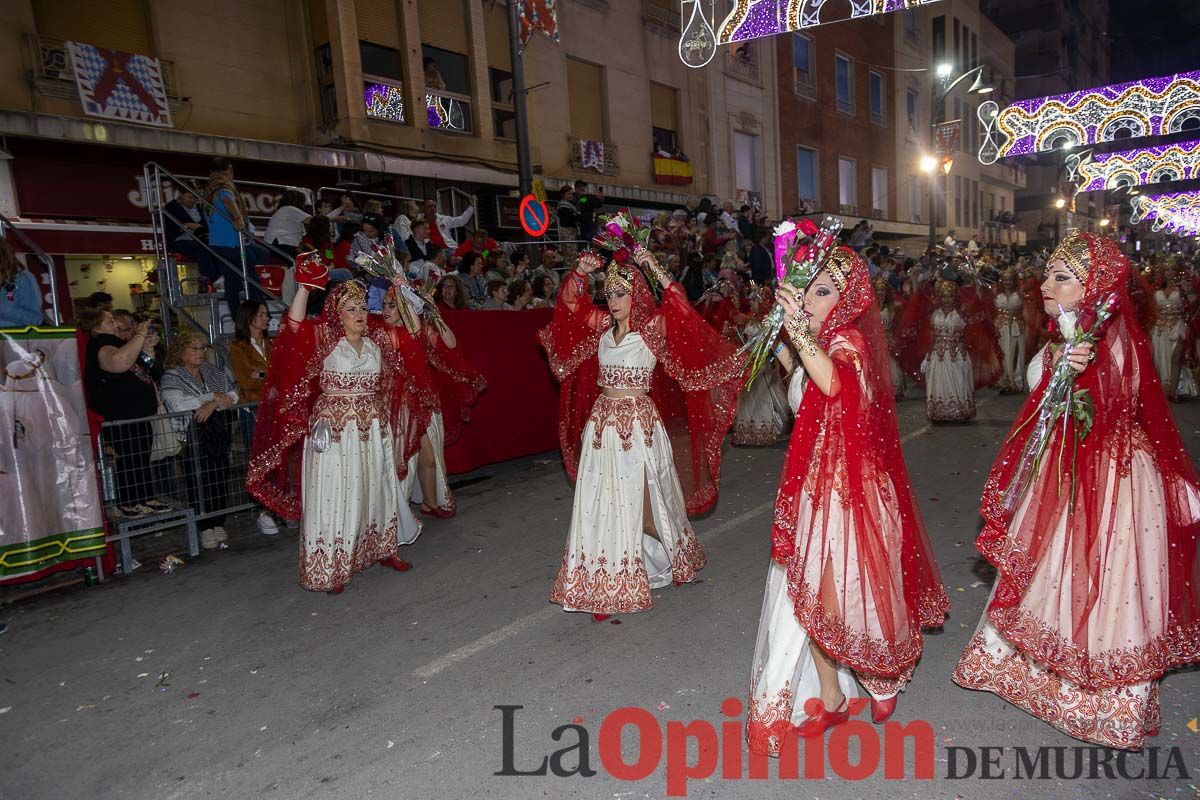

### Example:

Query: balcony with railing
xmin=792 ymin=68 xmax=816 ymax=101
xmin=569 ymin=137 xmax=619 ymax=176
xmin=724 ymin=47 xmax=761 ymax=85
xmin=643 ymin=0 xmax=681 ymax=33
xmin=24 ymin=34 xmax=182 ymax=110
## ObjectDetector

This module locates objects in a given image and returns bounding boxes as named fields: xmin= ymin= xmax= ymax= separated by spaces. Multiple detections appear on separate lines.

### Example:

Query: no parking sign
xmin=519 ymin=194 xmax=551 ymax=237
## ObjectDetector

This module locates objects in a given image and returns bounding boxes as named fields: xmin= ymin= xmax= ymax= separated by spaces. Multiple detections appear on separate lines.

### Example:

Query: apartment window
xmin=567 ymin=58 xmax=605 ymax=141
xmin=838 ymin=157 xmax=857 ymax=210
xmin=971 ymin=32 xmax=978 ymax=69
xmin=734 ymin=131 xmax=763 ymax=205
xmin=869 ymin=70 xmax=886 ymax=126
xmin=932 ymin=16 xmax=946 ymax=63
xmin=835 ymin=54 xmax=854 ymax=114
xmin=953 ymin=19 xmax=960 ymax=71
xmin=796 ymin=146 xmax=818 ymax=207
xmin=909 ymin=178 xmax=923 ymax=223
xmin=906 ymin=89 xmax=918 ymax=133
xmin=490 ymin=68 xmax=516 ymax=139
xmin=972 ymin=179 xmax=979 ymax=228
xmin=904 ymin=9 xmax=918 ymax=41
xmin=871 ymin=166 xmax=888 ymax=217
xmin=988 ymin=192 xmax=996 ymax=221
xmin=792 ymin=33 xmax=814 ymax=87
xmin=650 ymin=82 xmax=680 ymax=154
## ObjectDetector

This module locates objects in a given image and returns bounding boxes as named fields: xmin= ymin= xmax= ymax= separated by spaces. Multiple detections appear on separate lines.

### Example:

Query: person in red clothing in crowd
xmin=434 ymin=275 xmax=468 ymax=313
xmin=453 ymin=228 xmax=500 ymax=261
xmin=422 ymin=197 xmax=476 ymax=252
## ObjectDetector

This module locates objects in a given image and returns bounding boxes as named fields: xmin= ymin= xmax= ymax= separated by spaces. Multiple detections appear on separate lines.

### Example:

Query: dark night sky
xmin=1108 ymin=0 xmax=1200 ymax=81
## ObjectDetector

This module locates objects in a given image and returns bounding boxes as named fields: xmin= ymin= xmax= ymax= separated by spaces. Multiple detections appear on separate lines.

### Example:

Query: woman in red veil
xmin=248 ymin=257 xmax=436 ymax=593
xmin=540 ymin=247 xmax=745 ymax=620
xmin=381 ymin=281 xmax=486 ymax=520
xmin=954 ymin=233 xmax=1200 ymax=749
xmin=747 ymin=247 xmax=948 ymax=756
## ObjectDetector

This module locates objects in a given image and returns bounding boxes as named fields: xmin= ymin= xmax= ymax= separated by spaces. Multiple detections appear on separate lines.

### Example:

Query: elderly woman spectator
xmin=80 ymin=305 xmax=165 ymax=517
xmin=0 ymin=239 xmax=45 ymax=327
xmin=481 ymin=280 xmax=511 ymax=310
xmin=530 ymin=274 xmax=556 ymax=308
xmin=457 ymin=252 xmax=489 ymax=308
xmin=435 ymin=274 xmax=468 ymax=313
xmin=264 ymin=189 xmax=312 ymax=258
xmin=161 ymin=332 xmax=238 ymax=549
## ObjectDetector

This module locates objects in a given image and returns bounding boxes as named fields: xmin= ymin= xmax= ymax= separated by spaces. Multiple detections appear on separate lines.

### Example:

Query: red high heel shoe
xmin=592 ymin=613 xmax=611 ymax=622
xmin=380 ymin=556 xmax=413 ymax=572
xmin=420 ymin=505 xmax=456 ymax=519
xmin=327 ymin=585 xmax=344 ymax=595
xmin=1146 ymin=726 xmax=1161 ymax=737
xmin=870 ymin=695 xmax=897 ymax=724
xmin=794 ymin=697 xmax=850 ymax=738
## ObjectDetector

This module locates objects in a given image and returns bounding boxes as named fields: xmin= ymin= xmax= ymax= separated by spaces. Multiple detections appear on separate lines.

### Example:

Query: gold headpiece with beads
xmin=937 ymin=278 xmax=958 ymax=297
xmin=1050 ymin=232 xmax=1091 ymax=282
xmin=824 ymin=249 xmax=855 ymax=292
xmin=336 ymin=281 xmax=366 ymax=310
xmin=604 ymin=260 xmax=633 ymax=294
xmin=871 ymin=274 xmax=890 ymax=292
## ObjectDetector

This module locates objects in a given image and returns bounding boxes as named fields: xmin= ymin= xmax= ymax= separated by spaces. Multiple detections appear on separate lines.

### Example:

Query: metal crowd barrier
xmin=95 ymin=402 xmax=261 ymax=573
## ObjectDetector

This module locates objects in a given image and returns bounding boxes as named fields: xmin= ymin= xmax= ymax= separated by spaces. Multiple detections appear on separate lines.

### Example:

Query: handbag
xmin=150 ymin=400 xmax=184 ymax=461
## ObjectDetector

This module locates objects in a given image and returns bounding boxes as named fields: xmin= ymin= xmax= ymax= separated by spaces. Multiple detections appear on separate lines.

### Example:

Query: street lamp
xmin=1054 ymin=197 xmax=1067 ymax=209
xmin=1100 ymin=218 xmax=1111 ymax=228
xmin=919 ymin=155 xmax=938 ymax=174
xmin=928 ymin=65 xmax=995 ymax=250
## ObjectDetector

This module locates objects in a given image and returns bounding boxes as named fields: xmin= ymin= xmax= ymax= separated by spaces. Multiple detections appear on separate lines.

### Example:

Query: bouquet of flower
xmin=1000 ymin=291 xmax=1122 ymax=511
xmin=354 ymin=233 xmax=443 ymax=328
xmin=739 ymin=215 xmax=843 ymax=387
xmin=591 ymin=210 xmax=659 ymax=289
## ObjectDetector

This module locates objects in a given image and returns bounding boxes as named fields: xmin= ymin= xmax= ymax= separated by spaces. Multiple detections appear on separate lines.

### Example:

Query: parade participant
xmin=731 ymin=285 xmax=790 ymax=446
xmin=381 ymin=282 xmax=485 ymax=519
xmin=954 ymin=232 xmax=1200 ymax=750
xmin=994 ymin=268 xmax=1027 ymax=392
xmin=915 ymin=280 xmax=976 ymax=421
xmin=540 ymin=242 xmax=745 ymax=620
xmin=874 ymin=275 xmax=907 ymax=399
xmin=1151 ymin=264 xmax=1197 ymax=401
xmin=247 ymin=255 xmax=436 ymax=593
xmin=747 ymin=247 xmax=947 ymax=754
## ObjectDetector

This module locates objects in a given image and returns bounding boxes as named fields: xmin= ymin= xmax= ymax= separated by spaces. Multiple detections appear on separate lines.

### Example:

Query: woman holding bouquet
xmin=731 ymin=285 xmax=791 ymax=446
xmin=540 ymin=234 xmax=745 ymax=620
xmin=248 ymin=255 xmax=436 ymax=593
xmin=953 ymin=232 xmax=1200 ymax=749
xmin=746 ymin=245 xmax=947 ymax=755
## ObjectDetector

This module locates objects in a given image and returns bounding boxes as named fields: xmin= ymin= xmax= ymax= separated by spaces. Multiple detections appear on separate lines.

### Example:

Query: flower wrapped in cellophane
xmin=354 ymin=232 xmax=443 ymax=329
xmin=739 ymin=215 xmax=843 ymax=386
xmin=591 ymin=210 xmax=660 ymax=290
xmin=1000 ymin=291 xmax=1122 ymax=510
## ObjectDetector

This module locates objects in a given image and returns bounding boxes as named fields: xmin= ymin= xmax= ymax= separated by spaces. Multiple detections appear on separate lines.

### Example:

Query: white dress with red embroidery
xmin=923 ymin=308 xmax=975 ymax=421
xmin=299 ymin=338 xmax=400 ymax=591
xmin=548 ymin=328 xmax=706 ymax=614
xmin=400 ymin=411 xmax=453 ymax=513
xmin=731 ymin=320 xmax=791 ymax=446
xmin=1151 ymin=289 xmax=1197 ymax=397
xmin=953 ymin=342 xmax=1200 ymax=749
xmin=995 ymin=290 xmax=1027 ymax=392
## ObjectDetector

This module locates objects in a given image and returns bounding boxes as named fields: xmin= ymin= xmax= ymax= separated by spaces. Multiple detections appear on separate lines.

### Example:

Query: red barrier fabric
xmin=440 ymin=308 xmax=560 ymax=474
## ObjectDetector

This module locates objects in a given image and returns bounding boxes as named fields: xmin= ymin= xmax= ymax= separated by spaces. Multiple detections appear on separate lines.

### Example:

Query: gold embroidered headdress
xmin=1050 ymin=232 xmax=1091 ymax=282
xmin=603 ymin=260 xmax=633 ymax=294
xmin=335 ymin=280 xmax=366 ymax=310
xmin=824 ymin=248 xmax=856 ymax=292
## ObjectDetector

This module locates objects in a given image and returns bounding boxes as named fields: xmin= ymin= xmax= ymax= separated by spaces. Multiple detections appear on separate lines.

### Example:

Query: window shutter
xmin=650 ymin=83 xmax=678 ymax=132
xmin=484 ymin=3 xmax=511 ymax=71
xmin=419 ymin=0 xmax=469 ymax=54
xmin=567 ymin=59 xmax=604 ymax=140
xmin=34 ymin=0 xmax=152 ymax=54
xmin=355 ymin=0 xmax=400 ymax=47
xmin=309 ymin=0 xmax=329 ymax=46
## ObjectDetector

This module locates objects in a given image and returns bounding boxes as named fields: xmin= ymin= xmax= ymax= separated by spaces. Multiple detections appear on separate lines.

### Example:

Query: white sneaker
xmin=200 ymin=528 xmax=220 ymax=550
xmin=213 ymin=525 xmax=229 ymax=543
xmin=256 ymin=512 xmax=279 ymax=536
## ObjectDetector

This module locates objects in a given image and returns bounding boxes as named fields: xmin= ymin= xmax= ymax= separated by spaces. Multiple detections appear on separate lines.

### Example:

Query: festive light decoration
xmin=364 ymin=82 xmax=406 ymax=124
xmin=1130 ymin=191 xmax=1200 ymax=237
xmin=978 ymin=70 xmax=1200 ymax=164
xmin=680 ymin=0 xmax=940 ymax=68
xmin=1066 ymin=139 xmax=1200 ymax=193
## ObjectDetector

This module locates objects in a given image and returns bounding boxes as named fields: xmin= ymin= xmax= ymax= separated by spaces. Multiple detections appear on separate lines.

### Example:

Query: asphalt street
xmin=3 ymin=393 xmax=1200 ymax=800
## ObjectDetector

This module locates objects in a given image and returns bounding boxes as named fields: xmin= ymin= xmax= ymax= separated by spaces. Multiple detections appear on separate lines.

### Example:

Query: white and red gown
xmin=248 ymin=283 xmax=437 ymax=591
xmin=731 ymin=318 xmax=791 ymax=446
xmin=747 ymin=249 xmax=949 ymax=757
xmin=540 ymin=267 xmax=745 ymax=615
xmin=994 ymin=289 xmax=1027 ymax=391
xmin=398 ymin=321 xmax=486 ymax=528
xmin=1151 ymin=288 xmax=1197 ymax=397
xmin=954 ymin=234 xmax=1200 ymax=750
xmin=923 ymin=308 xmax=976 ymax=421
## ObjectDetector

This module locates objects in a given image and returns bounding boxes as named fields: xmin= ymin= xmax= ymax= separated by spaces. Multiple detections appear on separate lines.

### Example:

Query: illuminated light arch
xmin=977 ymin=70 xmax=1200 ymax=164
xmin=1068 ymin=138 xmax=1200 ymax=194
xmin=1035 ymin=121 xmax=1086 ymax=152
xmin=1098 ymin=111 xmax=1149 ymax=141
xmin=1131 ymin=191 xmax=1200 ymax=237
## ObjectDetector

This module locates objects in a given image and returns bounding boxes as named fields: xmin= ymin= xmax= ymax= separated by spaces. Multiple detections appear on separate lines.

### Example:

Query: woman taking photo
xmin=161 ymin=333 xmax=237 ymax=550
xmin=746 ymin=247 xmax=947 ymax=755
xmin=80 ymin=306 xmax=166 ymax=518
xmin=248 ymin=259 xmax=437 ymax=593
xmin=954 ymin=233 xmax=1200 ymax=750
xmin=229 ymin=299 xmax=279 ymax=536
xmin=540 ymin=246 xmax=745 ymax=620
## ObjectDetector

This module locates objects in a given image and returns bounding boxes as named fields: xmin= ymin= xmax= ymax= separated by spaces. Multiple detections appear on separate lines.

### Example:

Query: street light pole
xmin=507 ymin=0 xmax=534 ymax=198
xmin=927 ymin=65 xmax=989 ymax=251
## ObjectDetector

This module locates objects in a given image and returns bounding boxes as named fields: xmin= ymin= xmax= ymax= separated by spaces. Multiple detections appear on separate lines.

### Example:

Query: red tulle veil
xmin=977 ymin=233 xmax=1200 ymax=689
xmin=248 ymin=282 xmax=438 ymax=520
xmin=422 ymin=323 xmax=487 ymax=447
xmin=538 ymin=262 xmax=746 ymax=515
xmin=771 ymin=247 xmax=949 ymax=679
xmin=896 ymin=281 xmax=1002 ymax=389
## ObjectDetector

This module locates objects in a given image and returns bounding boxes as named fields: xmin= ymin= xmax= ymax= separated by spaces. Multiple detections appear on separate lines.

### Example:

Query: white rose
xmin=773 ymin=220 xmax=796 ymax=238
xmin=1056 ymin=309 xmax=1077 ymax=341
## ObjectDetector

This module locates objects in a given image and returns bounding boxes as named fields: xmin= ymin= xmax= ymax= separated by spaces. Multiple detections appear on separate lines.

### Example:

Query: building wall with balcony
xmin=776 ymin=13 xmax=897 ymax=227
